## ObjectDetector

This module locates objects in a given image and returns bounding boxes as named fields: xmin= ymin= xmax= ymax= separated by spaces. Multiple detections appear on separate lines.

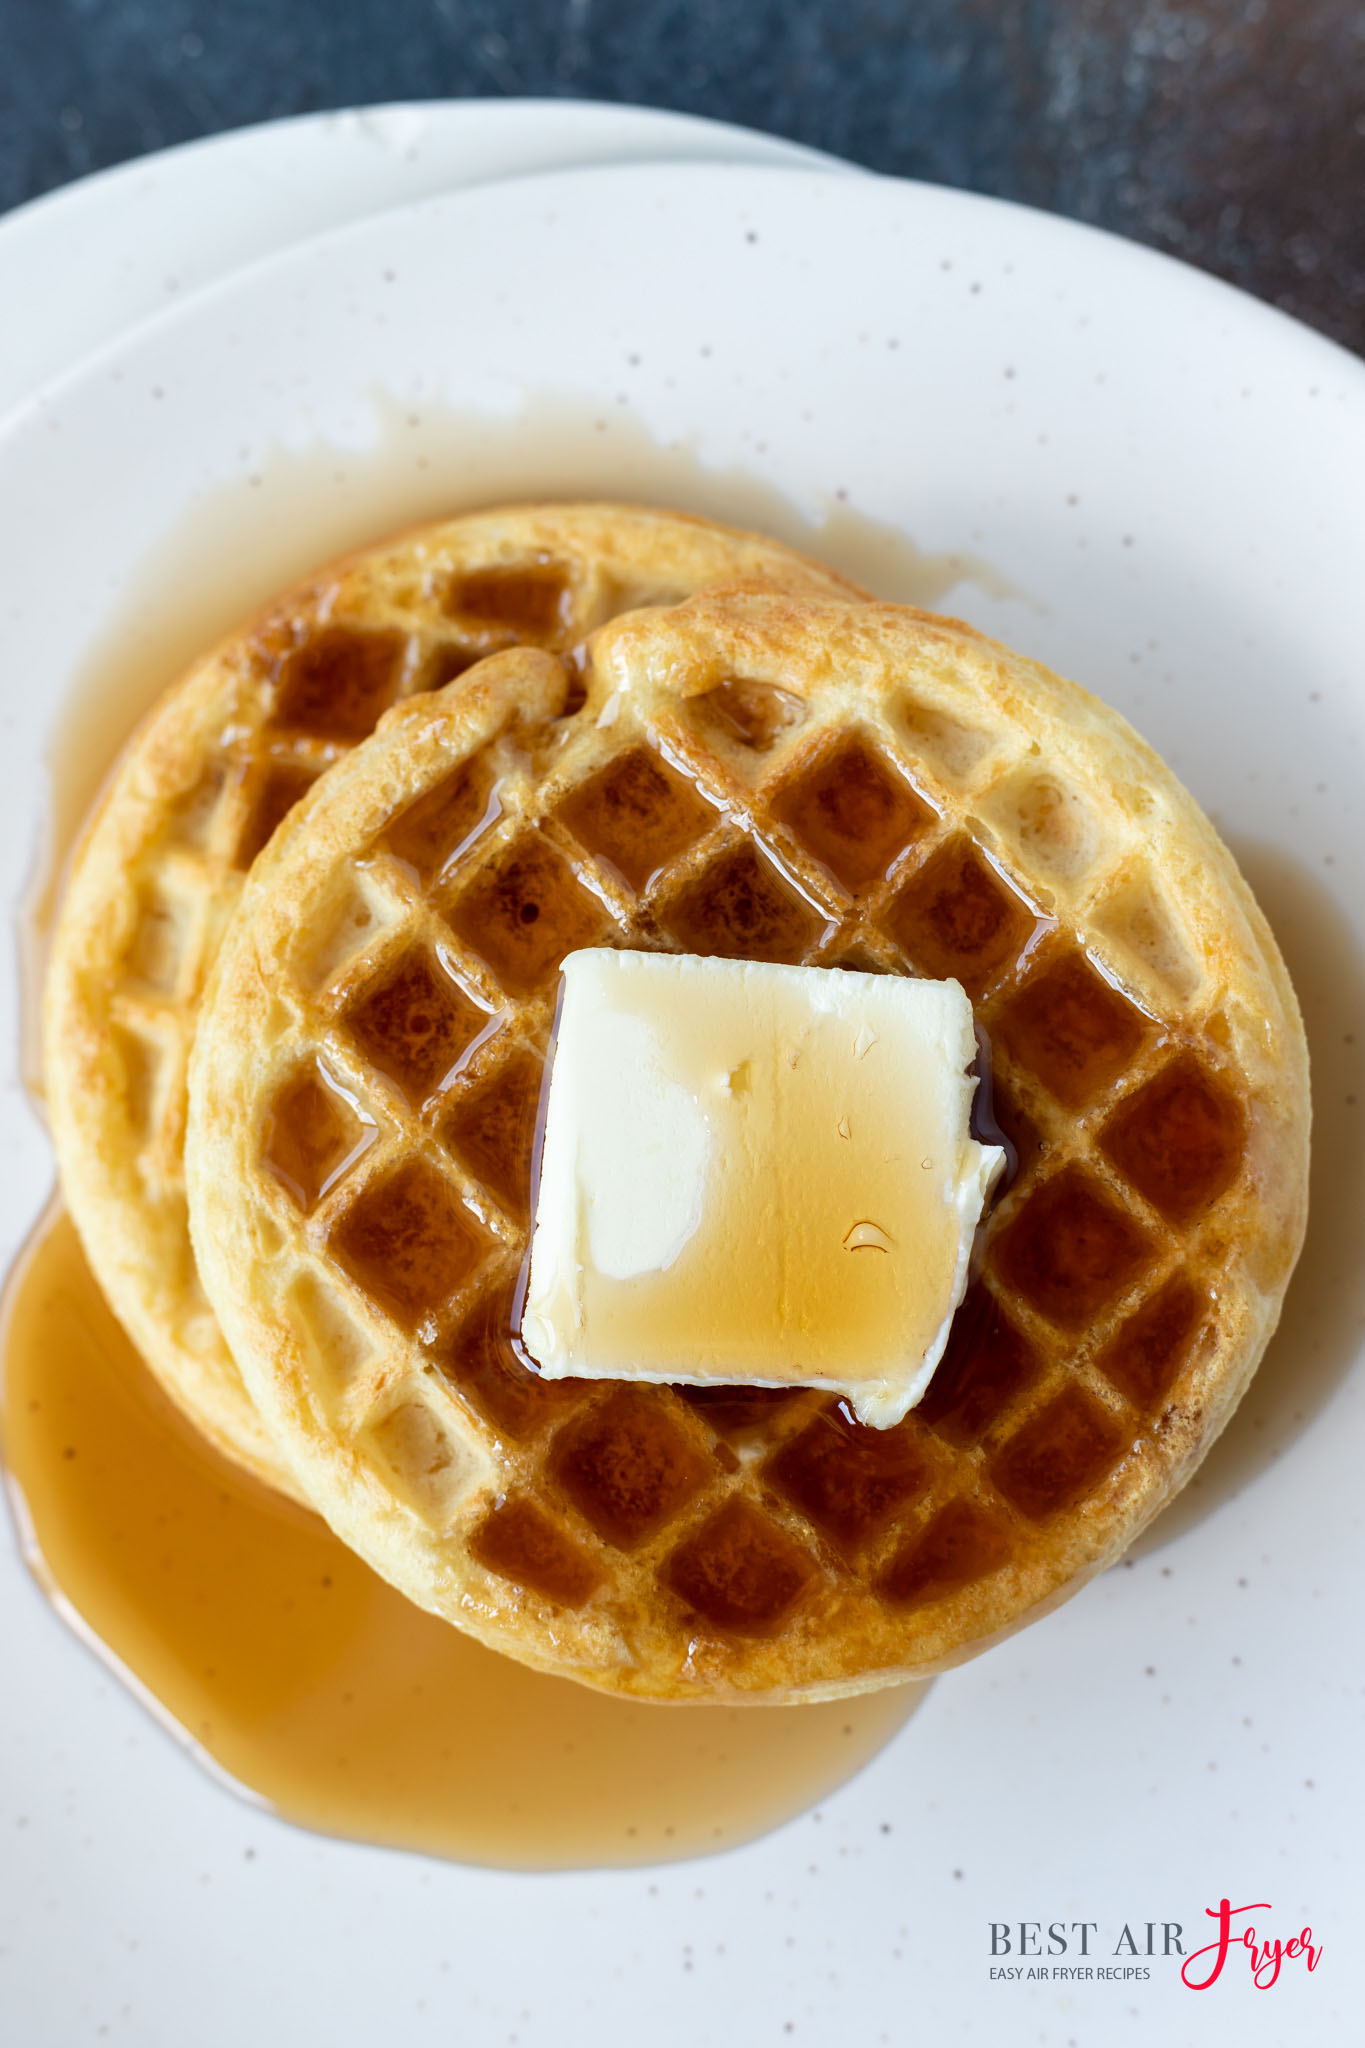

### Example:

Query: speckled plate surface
xmin=1 ymin=157 xmax=1362 ymax=2047
xmin=0 ymin=98 xmax=831 ymax=416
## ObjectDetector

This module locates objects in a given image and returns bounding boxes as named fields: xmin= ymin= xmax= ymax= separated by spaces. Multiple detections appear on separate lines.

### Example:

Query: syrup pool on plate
xmin=1 ymin=1207 xmax=927 ymax=1867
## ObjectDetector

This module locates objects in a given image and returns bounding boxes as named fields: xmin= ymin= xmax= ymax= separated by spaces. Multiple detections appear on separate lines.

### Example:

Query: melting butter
xmin=521 ymin=952 xmax=1003 ymax=1428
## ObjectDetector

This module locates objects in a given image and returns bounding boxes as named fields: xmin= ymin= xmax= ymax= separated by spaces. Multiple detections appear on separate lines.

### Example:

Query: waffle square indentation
xmin=445 ymin=561 xmax=572 ymax=639
xmin=994 ymin=948 xmax=1150 ymax=1110
xmin=988 ymin=1385 xmax=1127 ymax=1520
xmin=163 ymin=761 xmax=229 ymax=851
xmin=772 ymin=737 xmax=932 ymax=892
xmin=368 ymin=1396 xmax=478 ymax=1526
xmin=471 ymin=1495 xmax=602 ymax=1607
xmin=439 ymin=1049 xmax=544 ymax=1223
xmin=878 ymin=1498 xmax=1012 ymax=1608
xmin=111 ymin=1026 xmax=158 ymax=1138
xmin=661 ymin=843 xmax=828 ymax=962
xmin=552 ymin=1388 xmax=712 ymax=1550
xmin=268 ymin=625 xmax=405 ymax=741
xmin=342 ymin=945 xmax=487 ymax=1105
xmin=1101 ymin=1055 xmax=1246 ymax=1223
xmin=558 ymin=746 xmax=716 ymax=892
xmin=898 ymin=699 xmax=995 ymax=782
xmin=329 ymin=1159 xmax=488 ymax=1331
xmin=1097 ymin=1273 xmax=1208 ymax=1409
xmin=664 ymin=1498 xmax=818 ymax=1634
xmin=689 ymin=677 xmax=806 ymax=753
xmin=125 ymin=883 xmax=188 ymax=993
xmin=414 ymin=643 xmax=479 ymax=694
xmin=915 ymin=1284 xmax=1042 ymax=1446
xmin=382 ymin=760 xmax=500 ymax=885
xmin=887 ymin=834 xmax=1041 ymax=995
xmin=768 ymin=1406 xmax=931 ymax=1551
xmin=434 ymin=1283 xmax=582 ymax=1439
xmin=674 ymin=1385 xmax=804 ymax=1437
xmin=233 ymin=760 xmax=319 ymax=869
xmin=263 ymin=1061 xmax=376 ymax=1210
xmin=447 ymin=835 xmax=611 ymax=997
xmin=990 ymin=1165 xmax=1154 ymax=1329
xmin=987 ymin=1082 xmax=1048 ymax=1183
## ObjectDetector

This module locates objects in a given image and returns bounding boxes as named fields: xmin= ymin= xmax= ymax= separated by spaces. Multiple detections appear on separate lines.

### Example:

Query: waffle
xmin=185 ymin=588 xmax=1309 ymax=1700
xmin=43 ymin=507 xmax=860 ymax=1497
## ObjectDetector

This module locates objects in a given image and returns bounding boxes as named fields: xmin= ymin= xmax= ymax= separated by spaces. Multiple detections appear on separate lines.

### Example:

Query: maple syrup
xmin=769 ymin=1406 xmax=931 ymax=1555
xmin=341 ymin=945 xmax=486 ymax=1106
xmin=992 ymin=946 xmax=1151 ymax=1112
xmin=988 ymin=1384 xmax=1128 ymax=1521
xmin=1097 ymin=1274 xmax=1207 ymax=1412
xmin=910 ymin=1283 xmax=1040 ymax=1448
xmin=0 ymin=1208 xmax=926 ymax=1867
xmin=447 ymin=559 xmax=574 ymax=640
xmin=1100 ymin=1055 xmax=1246 ymax=1226
xmin=878 ymin=1497 xmax=1012 ymax=1606
xmin=263 ymin=1062 xmax=377 ymax=1210
xmin=558 ymin=745 xmax=718 ymax=895
xmin=665 ymin=1497 xmax=818 ymax=1632
xmin=772 ymin=735 xmax=933 ymax=894
xmin=887 ymin=834 xmax=1048 ymax=998
xmin=438 ymin=1049 xmax=544 ymax=1224
xmin=328 ymin=1156 xmax=490 ymax=1330
xmin=381 ymin=759 xmax=502 ymax=885
xmin=270 ymin=624 xmax=406 ymax=741
xmin=991 ymin=1164 xmax=1154 ymax=1330
xmin=552 ymin=1388 xmax=712 ymax=1550
xmin=661 ymin=842 xmax=834 ymax=963
xmin=447 ymin=834 xmax=611 ymax=996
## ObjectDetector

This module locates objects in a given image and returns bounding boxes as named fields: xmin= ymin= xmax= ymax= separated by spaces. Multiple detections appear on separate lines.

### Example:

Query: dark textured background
xmin=2 ymin=0 xmax=1362 ymax=355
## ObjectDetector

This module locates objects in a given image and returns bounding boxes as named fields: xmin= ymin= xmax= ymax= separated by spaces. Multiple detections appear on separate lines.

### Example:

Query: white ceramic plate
xmin=0 ymin=98 xmax=831 ymax=416
xmin=2 ymin=162 xmax=1361 ymax=2048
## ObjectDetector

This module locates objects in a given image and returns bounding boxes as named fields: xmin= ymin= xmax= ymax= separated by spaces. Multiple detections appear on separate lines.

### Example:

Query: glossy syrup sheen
xmin=0 ymin=1208 xmax=925 ymax=1868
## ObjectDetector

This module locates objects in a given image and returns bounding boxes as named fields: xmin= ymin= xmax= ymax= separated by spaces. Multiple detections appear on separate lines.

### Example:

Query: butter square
xmin=520 ymin=950 xmax=1003 ymax=1427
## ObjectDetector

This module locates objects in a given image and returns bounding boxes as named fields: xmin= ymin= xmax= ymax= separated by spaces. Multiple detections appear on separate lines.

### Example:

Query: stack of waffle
xmin=44 ymin=504 xmax=1309 ymax=1702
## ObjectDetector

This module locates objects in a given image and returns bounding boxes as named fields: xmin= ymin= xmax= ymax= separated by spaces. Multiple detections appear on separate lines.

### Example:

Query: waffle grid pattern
xmin=202 ymin=593 xmax=1287 ymax=1691
xmin=83 ymin=567 xmax=605 ymax=1483
xmin=105 ymin=560 xmax=647 ymax=1231
xmin=48 ymin=508 xmax=856 ymax=1491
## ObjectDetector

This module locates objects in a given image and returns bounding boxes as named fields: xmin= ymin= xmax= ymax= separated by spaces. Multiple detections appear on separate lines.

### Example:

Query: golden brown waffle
xmin=186 ymin=588 xmax=1309 ymax=1700
xmin=43 ymin=508 xmax=860 ymax=1497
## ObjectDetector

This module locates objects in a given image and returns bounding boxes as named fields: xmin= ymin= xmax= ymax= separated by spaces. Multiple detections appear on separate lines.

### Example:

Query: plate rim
xmin=5 ymin=153 xmax=1360 ymax=453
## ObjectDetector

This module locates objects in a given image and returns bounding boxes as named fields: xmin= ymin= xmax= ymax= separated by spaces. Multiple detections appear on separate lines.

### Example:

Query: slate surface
xmin=1 ymin=2 xmax=1361 ymax=354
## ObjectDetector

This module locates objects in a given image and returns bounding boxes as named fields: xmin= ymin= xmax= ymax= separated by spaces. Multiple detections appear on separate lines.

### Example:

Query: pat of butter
xmin=520 ymin=951 xmax=1004 ymax=1428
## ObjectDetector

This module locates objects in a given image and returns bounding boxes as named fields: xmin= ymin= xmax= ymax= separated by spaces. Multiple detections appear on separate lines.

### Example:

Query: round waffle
xmin=186 ymin=588 xmax=1309 ymax=1700
xmin=44 ymin=507 xmax=860 ymax=1497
